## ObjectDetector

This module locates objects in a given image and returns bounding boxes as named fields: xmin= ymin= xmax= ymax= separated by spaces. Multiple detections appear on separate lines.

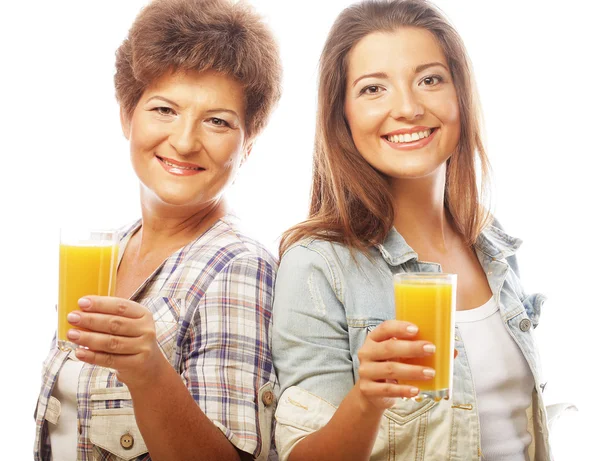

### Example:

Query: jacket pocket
xmin=89 ymin=387 xmax=148 ymax=460
xmin=385 ymin=398 xmax=437 ymax=425
xmin=275 ymin=386 xmax=337 ymax=460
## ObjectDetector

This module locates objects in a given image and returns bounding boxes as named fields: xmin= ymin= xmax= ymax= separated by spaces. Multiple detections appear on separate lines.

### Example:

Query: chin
xmin=383 ymin=162 xmax=445 ymax=180
xmin=143 ymin=184 xmax=205 ymax=208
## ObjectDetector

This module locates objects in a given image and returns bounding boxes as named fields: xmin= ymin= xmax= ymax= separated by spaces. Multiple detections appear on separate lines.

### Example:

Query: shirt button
xmin=120 ymin=433 xmax=134 ymax=450
xmin=519 ymin=318 xmax=532 ymax=332
xmin=262 ymin=390 xmax=275 ymax=407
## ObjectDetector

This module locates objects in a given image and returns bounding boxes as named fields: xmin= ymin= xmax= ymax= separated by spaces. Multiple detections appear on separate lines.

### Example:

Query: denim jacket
xmin=272 ymin=223 xmax=551 ymax=460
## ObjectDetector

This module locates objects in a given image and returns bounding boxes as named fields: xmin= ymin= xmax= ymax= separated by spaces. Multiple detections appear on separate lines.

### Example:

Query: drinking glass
xmin=393 ymin=273 xmax=457 ymax=401
xmin=57 ymin=229 xmax=119 ymax=351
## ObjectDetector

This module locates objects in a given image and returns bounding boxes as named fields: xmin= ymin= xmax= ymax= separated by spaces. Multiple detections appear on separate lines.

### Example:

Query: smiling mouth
xmin=156 ymin=156 xmax=204 ymax=171
xmin=383 ymin=128 xmax=436 ymax=144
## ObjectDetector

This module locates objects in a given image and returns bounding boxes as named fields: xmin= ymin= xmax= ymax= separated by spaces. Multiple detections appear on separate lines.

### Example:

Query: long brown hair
xmin=280 ymin=0 xmax=490 ymax=257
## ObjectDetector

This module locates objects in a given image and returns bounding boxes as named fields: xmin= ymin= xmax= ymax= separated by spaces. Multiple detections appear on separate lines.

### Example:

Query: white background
xmin=0 ymin=0 xmax=598 ymax=458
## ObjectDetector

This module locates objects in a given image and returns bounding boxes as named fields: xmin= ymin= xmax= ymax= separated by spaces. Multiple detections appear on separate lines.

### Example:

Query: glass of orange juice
xmin=394 ymin=273 xmax=456 ymax=401
xmin=57 ymin=229 xmax=119 ymax=351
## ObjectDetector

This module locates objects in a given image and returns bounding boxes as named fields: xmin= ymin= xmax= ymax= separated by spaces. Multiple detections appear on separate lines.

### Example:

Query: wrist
xmin=125 ymin=350 xmax=173 ymax=392
xmin=353 ymin=381 xmax=387 ymax=417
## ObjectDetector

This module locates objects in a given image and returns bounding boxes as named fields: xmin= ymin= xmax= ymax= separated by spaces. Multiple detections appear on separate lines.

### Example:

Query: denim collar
xmin=375 ymin=222 xmax=522 ymax=267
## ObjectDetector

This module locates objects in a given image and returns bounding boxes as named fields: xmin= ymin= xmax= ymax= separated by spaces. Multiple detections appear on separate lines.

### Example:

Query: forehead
xmin=143 ymin=70 xmax=246 ymax=111
xmin=346 ymin=27 xmax=448 ymax=79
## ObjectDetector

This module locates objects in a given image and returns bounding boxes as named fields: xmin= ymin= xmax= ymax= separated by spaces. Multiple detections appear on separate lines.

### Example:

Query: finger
xmin=78 ymin=296 xmax=146 ymax=319
xmin=454 ymin=349 xmax=459 ymax=359
xmin=74 ymin=347 xmax=141 ymax=370
xmin=67 ymin=329 xmax=146 ymax=355
xmin=359 ymin=380 xmax=420 ymax=399
xmin=360 ymin=339 xmax=435 ymax=362
xmin=67 ymin=312 xmax=142 ymax=337
xmin=367 ymin=320 xmax=419 ymax=342
xmin=359 ymin=360 xmax=435 ymax=383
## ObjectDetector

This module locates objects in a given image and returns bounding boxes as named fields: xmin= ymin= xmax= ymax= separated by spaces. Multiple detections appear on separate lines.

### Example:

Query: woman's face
xmin=122 ymin=70 xmax=249 ymax=211
xmin=344 ymin=27 xmax=460 ymax=181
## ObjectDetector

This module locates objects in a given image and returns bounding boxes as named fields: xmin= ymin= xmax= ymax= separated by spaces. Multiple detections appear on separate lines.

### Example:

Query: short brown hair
xmin=115 ymin=0 xmax=282 ymax=139
xmin=281 ymin=0 xmax=490 ymax=256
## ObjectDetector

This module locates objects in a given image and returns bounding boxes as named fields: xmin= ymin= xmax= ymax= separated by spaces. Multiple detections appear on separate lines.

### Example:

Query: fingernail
xmin=75 ymin=348 xmax=86 ymax=359
xmin=410 ymin=387 xmax=419 ymax=395
xmin=78 ymin=298 xmax=92 ymax=310
xmin=67 ymin=329 xmax=81 ymax=340
xmin=406 ymin=325 xmax=419 ymax=334
xmin=423 ymin=368 xmax=436 ymax=378
xmin=67 ymin=312 xmax=81 ymax=324
xmin=423 ymin=344 xmax=436 ymax=354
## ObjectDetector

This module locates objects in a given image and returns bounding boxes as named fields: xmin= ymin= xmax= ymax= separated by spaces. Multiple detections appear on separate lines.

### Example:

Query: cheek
xmin=204 ymin=133 xmax=245 ymax=167
xmin=345 ymin=102 xmax=387 ymax=144
xmin=437 ymin=90 xmax=461 ymax=128
xmin=130 ymin=118 xmax=161 ymax=154
xmin=430 ymin=93 xmax=461 ymax=151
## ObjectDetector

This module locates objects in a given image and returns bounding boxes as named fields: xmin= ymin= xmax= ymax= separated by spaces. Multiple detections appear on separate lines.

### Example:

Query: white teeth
xmin=386 ymin=129 xmax=432 ymax=144
xmin=161 ymin=158 xmax=201 ymax=170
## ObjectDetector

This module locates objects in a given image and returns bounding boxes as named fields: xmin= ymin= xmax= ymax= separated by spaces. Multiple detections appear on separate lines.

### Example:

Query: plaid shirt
xmin=34 ymin=216 xmax=278 ymax=460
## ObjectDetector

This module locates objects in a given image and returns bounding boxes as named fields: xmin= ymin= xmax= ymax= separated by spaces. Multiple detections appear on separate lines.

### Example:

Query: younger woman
xmin=272 ymin=1 xmax=550 ymax=460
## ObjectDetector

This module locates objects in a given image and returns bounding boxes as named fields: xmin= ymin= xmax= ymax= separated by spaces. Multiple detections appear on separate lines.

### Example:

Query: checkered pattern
xmin=34 ymin=216 xmax=278 ymax=460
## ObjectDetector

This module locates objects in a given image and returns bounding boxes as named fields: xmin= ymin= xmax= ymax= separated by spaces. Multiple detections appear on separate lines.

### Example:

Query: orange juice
xmin=58 ymin=243 xmax=118 ymax=349
xmin=394 ymin=274 xmax=456 ymax=399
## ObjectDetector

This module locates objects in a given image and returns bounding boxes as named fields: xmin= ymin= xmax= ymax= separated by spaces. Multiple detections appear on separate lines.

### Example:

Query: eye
xmin=359 ymin=85 xmax=384 ymax=96
xmin=154 ymin=106 xmax=176 ymax=116
xmin=209 ymin=117 xmax=231 ymax=127
xmin=420 ymin=75 xmax=443 ymax=86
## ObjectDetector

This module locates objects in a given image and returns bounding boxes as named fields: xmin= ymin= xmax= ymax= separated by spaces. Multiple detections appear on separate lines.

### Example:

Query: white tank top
xmin=456 ymin=297 xmax=534 ymax=460
xmin=48 ymin=356 xmax=84 ymax=460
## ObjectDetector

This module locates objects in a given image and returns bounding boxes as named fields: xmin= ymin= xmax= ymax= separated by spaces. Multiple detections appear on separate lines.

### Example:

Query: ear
xmin=239 ymin=140 xmax=254 ymax=167
xmin=119 ymin=106 xmax=131 ymax=140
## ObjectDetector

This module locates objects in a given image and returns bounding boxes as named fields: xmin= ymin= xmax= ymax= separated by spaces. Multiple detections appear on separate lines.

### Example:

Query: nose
xmin=390 ymin=86 xmax=424 ymax=121
xmin=168 ymin=117 xmax=202 ymax=156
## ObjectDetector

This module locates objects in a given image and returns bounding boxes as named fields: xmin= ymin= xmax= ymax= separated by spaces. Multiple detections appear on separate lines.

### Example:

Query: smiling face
xmin=344 ymin=27 xmax=461 ymax=182
xmin=121 ymin=70 xmax=249 ymax=212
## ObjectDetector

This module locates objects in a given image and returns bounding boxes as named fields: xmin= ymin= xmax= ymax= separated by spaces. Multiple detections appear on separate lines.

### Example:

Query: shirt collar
xmin=374 ymin=221 xmax=522 ymax=266
xmin=475 ymin=223 xmax=522 ymax=260
xmin=374 ymin=227 xmax=418 ymax=266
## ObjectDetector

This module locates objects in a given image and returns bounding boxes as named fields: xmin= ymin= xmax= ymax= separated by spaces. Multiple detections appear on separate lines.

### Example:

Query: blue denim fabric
xmin=272 ymin=223 xmax=550 ymax=461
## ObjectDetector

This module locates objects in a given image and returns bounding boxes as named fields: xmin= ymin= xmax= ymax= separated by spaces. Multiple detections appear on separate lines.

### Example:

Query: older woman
xmin=34 ymin=1 xmax=281 ymax=460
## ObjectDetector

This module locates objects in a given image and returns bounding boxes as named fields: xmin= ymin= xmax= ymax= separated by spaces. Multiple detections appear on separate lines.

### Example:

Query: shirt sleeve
xmin=272 ymin=244 xmax=356 ymax=459
xmin=180 ymin=253 xmax=276 ymax=458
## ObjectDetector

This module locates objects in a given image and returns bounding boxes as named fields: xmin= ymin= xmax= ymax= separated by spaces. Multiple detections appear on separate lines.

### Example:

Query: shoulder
xmin=278 ymin=237 xmax=379 ymax=304
xmin=186 ymin=215 xmax=278 ymax=273
xmin=279 ymin=237 xmax=350 ymax=278
xmin=281 ymin=236 xmax=360 ymax=268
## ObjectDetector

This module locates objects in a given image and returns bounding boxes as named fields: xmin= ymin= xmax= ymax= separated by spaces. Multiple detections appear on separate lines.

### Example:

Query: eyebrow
xmin=352 ymin=72 xmax=388 ymax=88
xmin=146 ymin=96 xmax=180 ymax=107
xmin=415 ymin=62 xmax=449 ymax=73
xmin=351 ymin=62 xmax=450 ymax=87
xmin=206 ymin=108 xmax=240 ymax=119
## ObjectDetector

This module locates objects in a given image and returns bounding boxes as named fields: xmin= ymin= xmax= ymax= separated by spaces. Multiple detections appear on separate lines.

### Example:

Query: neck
xmin=390 ymin=167 xmax=455 ymax=253
xmin=134 ymin=190 xmax=228 ymax=258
